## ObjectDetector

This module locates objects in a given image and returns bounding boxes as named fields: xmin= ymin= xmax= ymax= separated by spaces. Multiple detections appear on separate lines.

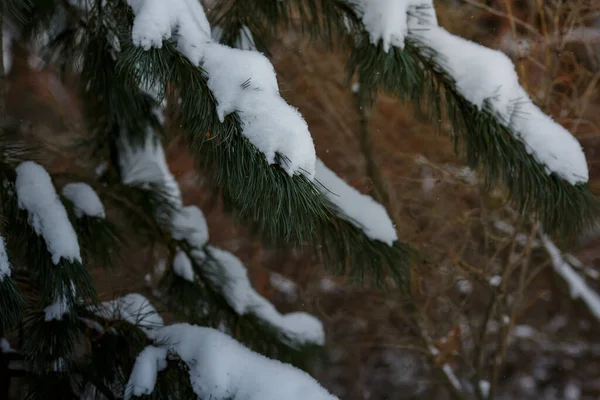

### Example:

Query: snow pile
xmin=353 ymin=0 xmax=588 ymax=184
xmin=97 ymin=293 xmax=164 ymax=332
xmin=62 ymin=183 xmax=106 ymax=219
xmin=352 ymin=0 xmax=437 ymax=52
xmin=315 ymin=159 xmax=397 ymax=246
xmin=173 ymin=249 xmax=194 ymax=282
xmin=44 ymin=293 xmax=70 ymax=321
xmin=208 ymin=247 xmax=325 ymax=345
xmin=15 ymin=162 xmax=82 ymax=265
xmin=0 ymin=236 xmax=11 ymax=281
xmin=125 ymin=345 xmax=167 ymax=399
xmin=118 ymin=132 xmax=182 ymax=206
xmin=148 ymin=323 xmax=338 ymax=400
xmin=170 ymin=205 xmax=209 ymax=247
xmin=127 ymin=0 xmax=316 ymax=177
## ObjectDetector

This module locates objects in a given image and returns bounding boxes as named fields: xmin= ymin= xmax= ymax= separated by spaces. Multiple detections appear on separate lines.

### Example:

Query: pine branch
xmin=212 ymin=0 xmax=599 ymax=240
xmin=118 ymin=41 xmax=414 ymax=287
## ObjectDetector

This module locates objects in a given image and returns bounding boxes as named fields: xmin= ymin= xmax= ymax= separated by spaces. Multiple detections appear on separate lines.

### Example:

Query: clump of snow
xmin=0 ymin=236 xmax=12 ymax=281
xmin=489 ymin=275 xmax=502 ymax=287
xmin=208 ymin=246 xmax=325 ymax=345
xmin=353 ymin=0 xmax=437 ymax=52
xmin=127 ymin=0 xmax=317 ymax=177
xmin=118 ymin=132 xmax=182 ymax=206
xmin=173 ymin=249 xmax=195 ymax=282
xmin=455 ymin=278 xmax=472 ymax=295
xmin=15 ymin=162 xmax=82 ymax=265
xmin=0 ymin=337 xmax=13 ymax=352
xmin=44 ymin=293 xmax=69 ymax=321
xmin=270 ymin=272 xmax=298 ymax=301
xmin=170 ymin=206 xmax=209 ymax=247
xmin=149 ymin=323 xmax=338 ymax=400
xmin=97 ymin=293 xmax=164 ymax=332
xmin=62 ymin=182 xmax=106 ymax=219
xmin=125 ymin=346 xmax=168 ymax=399
xmin=479 ymin=380 xmax=490 ymax=397
xmin=315 ymin=159 xmax=397 ymax=246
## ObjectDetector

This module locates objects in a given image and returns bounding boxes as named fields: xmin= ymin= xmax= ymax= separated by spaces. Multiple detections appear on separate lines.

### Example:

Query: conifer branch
xmin=213 ymin=0 xmax=599 ymax=239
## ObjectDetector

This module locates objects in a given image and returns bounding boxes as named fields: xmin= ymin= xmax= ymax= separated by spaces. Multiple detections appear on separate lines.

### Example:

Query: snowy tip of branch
xmin=62 ymin=183 xmax=106 ymax=219
xmin=15 ymin=161 xmax=82 ymax=265
xmin=315 ymin=159 xmax=397 ymax=245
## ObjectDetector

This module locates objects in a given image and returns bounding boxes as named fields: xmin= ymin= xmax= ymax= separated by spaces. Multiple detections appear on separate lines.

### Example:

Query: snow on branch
xmin=118 ymin=132 xmax=182 ymax=206
xmin=206 ymin=246 xmax=325 ymax=345
xmin=315 ymin=159 xmax=397 ymax=246
xmin=352 ymin=0 xmax=437 ymax=52
xmin=62 ymin=183 xmax=106 ymax=219
xmin=95 ymin=293 xmax=164 ymax=332
xmin=126 ymin=0 xmax=317 ymax=177
xmin=353 ymin=0 xmax=588 ymax=185
xmin=540 ymin=234 xmax=600 ymax=321
xmin=124 ymin=345 xmax=167 ymax=399
xmin=146 ymin=323 xmax=337 ymax=400
xmin=15 ymin=161 xmax=82 ymax=265
xmin=117 ymin=130 xmax=325 ymax=345
xmin=0 ymin=236 xmax=12 ymax=281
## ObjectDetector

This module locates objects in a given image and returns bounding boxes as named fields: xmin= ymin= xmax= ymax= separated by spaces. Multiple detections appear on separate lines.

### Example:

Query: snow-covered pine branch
xmin=117 ymin=129 xmax=325 ymax=345
xmin=126 ymin=0 xmax=316 ymax=178
xmin=16 ymin=161 xmax=82 ymax=265
xmin=15 ymin=162 xmax=84 ymax=321
xmin=352 ymin=0 xmax=588 ymax=185
xmin=144 ymin=323 xmax=337 ymax=400
xmin=215 ymin=27 xmax=399 ymax=249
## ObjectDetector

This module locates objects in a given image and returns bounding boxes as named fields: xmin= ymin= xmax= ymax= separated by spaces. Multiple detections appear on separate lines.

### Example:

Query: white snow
xmin=15 ymin=162 xmax=82 ymax=265
xmin=540 ymin=234 xmax=600 ymax=321
xmin=149 ymin=323 xmax=338 ymax=400
xmin=353 ymin=0 xmax=437 ymax=52
xmin=173 ymin=249 xmax=195 ymax=282
xmin=170 ymin=205 xmax=209 ymax=247
xmin=3 ymin=25 xmax=12 ymax=74
xmin=0 ymin=337 xmax=12 ymax=352
xmin=127 ymin=0 xmax=317 ymax=177
xmin=412 ymin=25 xmax=588 ymax=184
xmin=270 ymin=272 xmax=298 ymax=300
xmin=455 ymin=278 xmax=472 ymax=295
xmin=352 ymin=0 xmax=588 ymax=184
xmin=44 ymin=293 xmax=69 ymax=321
xmin=97 ymin=293 xmax=164 ymax=332
xmin=489 ymin=275 xmax=502 ymax=287
xmin=479 ymin=380 xmax=490 ymax=397
xmin=125 ymin=345 xmax=167 ymax=399
xmin=207 ymin=246 xmax=325 ymax=345
xmin=118 ymin=132 xmax=182 ymax=206
xmin=0 ymin=236 xmax=11 ymax=281
xmin=315 ymin=159 xmax=397 ymax=246
xmin=62 ymin=182 xmax=106 ymax=219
